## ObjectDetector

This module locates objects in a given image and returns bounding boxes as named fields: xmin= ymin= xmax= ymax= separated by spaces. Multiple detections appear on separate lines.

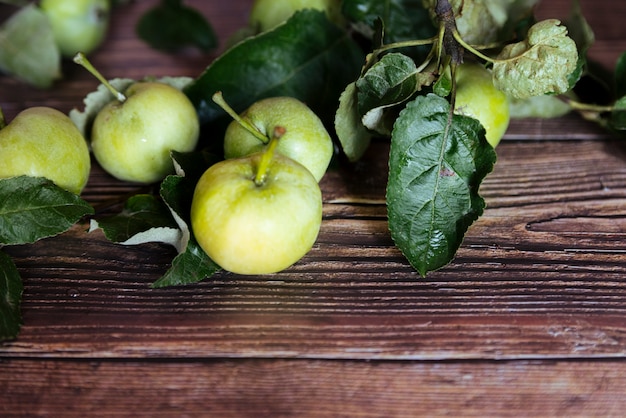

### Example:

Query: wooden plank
xmin=2 ymin=140 xmax=625 ymax=360
xmin=2 ymin=359 xmax=625 ymax=417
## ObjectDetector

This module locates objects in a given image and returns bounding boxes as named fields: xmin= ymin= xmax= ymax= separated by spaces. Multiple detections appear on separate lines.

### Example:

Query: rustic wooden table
xmin=1 ymin=1 xmax=626 ymax=416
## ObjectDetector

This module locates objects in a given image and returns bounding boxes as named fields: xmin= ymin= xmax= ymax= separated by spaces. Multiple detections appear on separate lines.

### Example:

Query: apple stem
xmin=212 ymin=91 xmax=270 ymax=144
xmin=254 ymin=126 xmax=286 ymax=186
xmin=73 ymin=52 xmax=127 ymax=102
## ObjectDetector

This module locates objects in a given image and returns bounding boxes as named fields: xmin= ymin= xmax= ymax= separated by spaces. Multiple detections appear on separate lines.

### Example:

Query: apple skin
xmin=0 ymin=107 xmax=91 ymax=194
xmin=190 ymin=152 xmax=323 ymax=275
xmin=250 ymin=0 xmax=343 ymax=31
xmin=40 ymin=0 xmax=110 ymax=58
xmin=223 ymin=97 xmax=333 ymax=182
xmin=454 ymin=62 xmax=510 ymax=148
xmin=91 ymin=82 xmax=200 ymax=184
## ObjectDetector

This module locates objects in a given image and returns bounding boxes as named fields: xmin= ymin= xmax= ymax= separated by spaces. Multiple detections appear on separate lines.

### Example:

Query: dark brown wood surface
xmin=1 ymin=1 xmax=626 ymax=416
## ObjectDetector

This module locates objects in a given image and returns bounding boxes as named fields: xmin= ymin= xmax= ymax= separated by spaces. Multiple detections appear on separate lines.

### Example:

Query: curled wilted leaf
xmin=422 ymin=0 xmax=539 ymax=44
xmin=335 ymin=82 xmax=372 ymax=162
xmin=492 ymin=19 xmax=578 ymax=99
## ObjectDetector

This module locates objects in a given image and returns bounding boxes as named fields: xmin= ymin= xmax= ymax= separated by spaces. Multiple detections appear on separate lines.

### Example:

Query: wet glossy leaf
xmin=151 ymin=236 xmax=220 ymax=288
xmin=492 ymin=19 xmax=578 ymax=99
xmin=0 ymin=250 xmax=22 ymax=341
xmin=184 ymin=9 xmax=364 ymax=134
xmin=0 ymin=176 xmax=94 ymax=245
xmin=387 ymin=94 xmax=496 ymax=276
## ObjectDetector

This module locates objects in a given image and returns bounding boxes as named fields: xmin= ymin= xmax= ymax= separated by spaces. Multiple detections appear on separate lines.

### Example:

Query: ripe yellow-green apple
xmin=453 ymin=62 xmax=510 ymax=148
xmin=74 ymin=53 xmax=200 ymax=184
xmin=0 ymin=107 xmax=91 ymax=194
xmin=250 ymin=0 xmax=343 ymax=31
xmin=40 ymin=0 xmax=110 ymax=57
xmin=219 ymin=95 xmax=333 ymax=182
xmin=190 ymin=134 xmax=323 ymax=275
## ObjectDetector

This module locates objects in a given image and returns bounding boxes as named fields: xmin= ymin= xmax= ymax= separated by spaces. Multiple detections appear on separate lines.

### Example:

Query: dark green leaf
xmin=564 ymin=0 xmax=595 ymax=58
xmin=184 ymin=9 xmax=364 ymax=135
xmin=342 ymin=0 xmax=435 ymax=52
xmin=615 ymin=52 xmax=626 ymax=98
xmin=171 ymin=150 xmax=221 ymax=184
xmin=136 ymin=0 xmax=217 ymax=53
xmin=0 ymin=176 xmax=94 ymax=245
xmin=90 ymin=194 xmax=181 ymax=248
xmin=387 ymin=94 xmax=496 ymax=276
xmin=0 ymin=250 xmax=22 ymax=341
xmin=151 ymin=236 xmax=220 ymax=288
xmin=159 ymin=173 xmax=200 ymax=255
xmin=160 ymin=174 xmax=196 ymax=227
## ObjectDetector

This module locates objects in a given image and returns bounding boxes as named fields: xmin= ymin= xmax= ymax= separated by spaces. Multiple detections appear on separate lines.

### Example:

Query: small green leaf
xmin=357 ymin=53 xmax=430 ymax=114
xmin=136 ymin=0 xmax=217 ymax=53
xmin=184 ymin=9 xmax=364 ymax=132
xmin=356 ymin=53 xmax=436 ymax=134
xmin=335 ymin=82 xmax=372 ymax=162
xmin=0 ymin=176 xmax=94 ymax=245
xmin=151 ymin=236 xmax=220 ymax=288
xmin=89 ymin=194 xmax=182 ymax=249
xmin=492 ymin=19 xmax=579 ymax=99
xmin=0 ymin=250 xmax=23 ymax=341
xmin=387 ymin=94 xmax=496 ymax=276
xmin=0 ymin=5 xmax=61 ymax=88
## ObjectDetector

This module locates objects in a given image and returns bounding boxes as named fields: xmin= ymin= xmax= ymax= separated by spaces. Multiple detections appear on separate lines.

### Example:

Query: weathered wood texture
xmin=2 ymin=359 xmax=625 ymax=417
xmin=1 ymin=0 xmax=626 ymax=416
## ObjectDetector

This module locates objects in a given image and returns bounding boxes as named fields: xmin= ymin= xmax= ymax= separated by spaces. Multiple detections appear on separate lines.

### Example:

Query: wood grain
xmin=1 ymin=0 xmax=626 ymax=415
xmin=2 ymin=359 xmax=626 ymax=417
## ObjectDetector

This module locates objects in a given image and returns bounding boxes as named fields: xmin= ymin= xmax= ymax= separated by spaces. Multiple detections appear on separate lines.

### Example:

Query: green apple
xmin=250 ymin=0 xmax=343 ymax=31
xmin=453 ymin=62 xmax=510 ymax=148
xmin=74 ymin=53 xmax=200 ymax=184
xmin=40 ymin=0 xmax=110 ymax=58
xmin=190 ymin=137 xmax=323 ymax=275
xmin=222 ymin=96 xmax=333 ymax=182
xmin=0 ymin=107 xmax=91 ymax=194
xmin=90 ymin=81 xmax=200 ymax=183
